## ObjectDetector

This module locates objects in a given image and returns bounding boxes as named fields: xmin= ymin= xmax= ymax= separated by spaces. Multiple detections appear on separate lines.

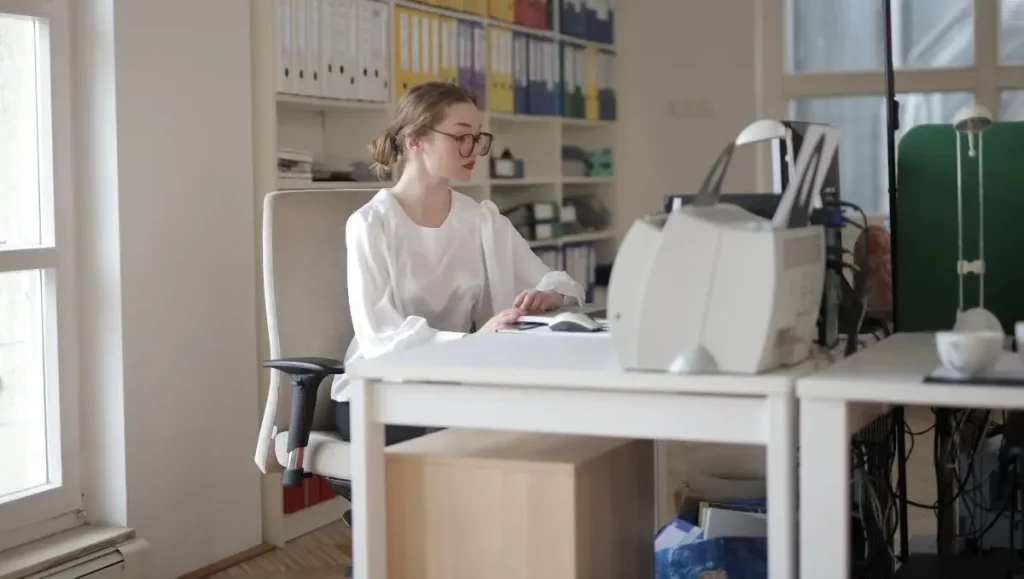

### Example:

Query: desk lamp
xmin=951 ymin=104 xmax=1000 ymax=332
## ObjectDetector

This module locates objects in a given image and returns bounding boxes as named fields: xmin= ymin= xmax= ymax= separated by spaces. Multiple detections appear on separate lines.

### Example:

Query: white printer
xmin=607 ymin=120 xmax=839 ymax=374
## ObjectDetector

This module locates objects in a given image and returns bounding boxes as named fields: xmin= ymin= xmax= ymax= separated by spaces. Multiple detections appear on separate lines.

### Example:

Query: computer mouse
xmin=549 ymin=312 xmax=603 ymax=333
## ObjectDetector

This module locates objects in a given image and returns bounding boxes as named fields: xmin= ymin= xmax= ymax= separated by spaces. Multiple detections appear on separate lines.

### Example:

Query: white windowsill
xmin=0 ymin=525 xmax=134 ymax=579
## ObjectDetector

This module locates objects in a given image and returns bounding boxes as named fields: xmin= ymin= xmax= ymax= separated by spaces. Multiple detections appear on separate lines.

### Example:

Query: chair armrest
xmin=264 ymin=356 xmax=344 ymax=487
xmin=263 ymin=356 xmax=345 ymax=375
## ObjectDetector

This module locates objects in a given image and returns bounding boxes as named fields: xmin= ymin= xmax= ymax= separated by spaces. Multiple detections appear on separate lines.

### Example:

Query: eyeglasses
xmin=429 ymin=128 xmax=493 ymax=158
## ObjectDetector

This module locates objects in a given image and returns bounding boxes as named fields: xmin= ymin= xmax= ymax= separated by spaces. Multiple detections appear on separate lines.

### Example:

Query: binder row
xmin=507 ymin=33 xmax=562 ymax=115
xmin=394 ymin=7 xmax=488 ymax=106
xmin=560 ymin=0 xmax=615 ymax=45
xmin=273 ymin=0 xmax=616 ymax=119
xmin=277 ymin=0 xmax=391 ymax=102
xmin=535 ymin=243 xmax=598 ymax=296
xmin=563 ymin=44 xmax=616 ymax=121
xmin=413 ymin=0 xmax=551 ymax=30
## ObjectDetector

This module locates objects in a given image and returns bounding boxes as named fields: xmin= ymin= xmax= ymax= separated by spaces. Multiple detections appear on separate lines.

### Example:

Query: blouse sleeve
xmin=481 ymin=201 xmax=587 ymax=305
xmin=346 ymin=211 xmax=465 ymax=359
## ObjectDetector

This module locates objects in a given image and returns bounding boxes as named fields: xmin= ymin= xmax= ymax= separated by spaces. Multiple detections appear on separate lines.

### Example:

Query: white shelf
xmin=529 ymin=230 xmax=617 ymax=248
xmin=276 ymin=94 xmax=390 ymax=112
xmin=490 ymin=177 xmax=559 ymax=187
xmin=562 ymin=176 xmax=614 ymax=185
xmin=276 ymin=179 xmax=490 ymax=190
xmin=275 ymin=177 xmax=615 ymax=191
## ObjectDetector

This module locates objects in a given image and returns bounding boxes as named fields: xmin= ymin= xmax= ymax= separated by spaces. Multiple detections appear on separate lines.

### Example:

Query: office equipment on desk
xmin=517 ymin=300 xmax=605 ymax=324
xmin=503 ymin=199 xmax=557 ymax=240
xmin=610 ymin=120 xmax=837 ymax=375
xmin=895 ymin=121 xmax=1024 ymax=335
xmin=549 ymin=311 xmax=603 ymax=332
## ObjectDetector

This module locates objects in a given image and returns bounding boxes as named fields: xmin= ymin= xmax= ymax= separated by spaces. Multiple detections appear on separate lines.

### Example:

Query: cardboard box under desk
xmin=385 ymin=429 xmax=655 ymax=579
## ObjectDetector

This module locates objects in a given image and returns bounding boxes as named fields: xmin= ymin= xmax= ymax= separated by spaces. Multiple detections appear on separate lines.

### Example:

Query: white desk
xmin=346 ymin=331 xmax=809 ymax=579
xmin=796 ymin=332 xmax=1024 ymax=579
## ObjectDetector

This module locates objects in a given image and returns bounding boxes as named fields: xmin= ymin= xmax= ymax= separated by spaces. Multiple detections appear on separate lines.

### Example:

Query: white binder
xmin=371 ymin=0 xmax=390 ymax=101
xmin=277 ymin=0 xmax=296 ymax=94
xmin=292 ymin=0 xmax=312 ymax=95
xmin=356 ymin=0 xmax=389 ymax=102
xmin=430 ymin=15 xmax=440 ymax=81
xmin=331 ymin=0 xmax=359 ymax=100
xmin=307 ymin=0 xmax=324 ymax=96
xmin=410 ymin=11 xmax=421 ymax=85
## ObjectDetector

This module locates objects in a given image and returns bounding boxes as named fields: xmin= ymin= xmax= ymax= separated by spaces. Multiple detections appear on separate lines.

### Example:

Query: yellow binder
xmin=488 ymin=0 xmax=515 ymax=22
xmin=393 ymin=5 xmax=413 ymax=98
xmin=463 ymin=0 xmax=487 ymax=16
xmin=440 ymin=17 xmax=459 ymax=84
xmin=487 ymin=27 xmax=514 ymax=113
xmin=583 ymin=46 xmax=599 ymax=121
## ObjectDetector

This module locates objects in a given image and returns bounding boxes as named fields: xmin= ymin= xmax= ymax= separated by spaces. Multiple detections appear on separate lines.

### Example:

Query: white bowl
xmin=935 ymin=330 xmax=1004 ymax=378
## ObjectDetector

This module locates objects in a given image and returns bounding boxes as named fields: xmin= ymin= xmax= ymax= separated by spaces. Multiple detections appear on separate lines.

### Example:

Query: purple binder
xmin=457 ymin=21 xmax=474 ymax=92
xmin=471 ymin=23 xmax=487 ymax=108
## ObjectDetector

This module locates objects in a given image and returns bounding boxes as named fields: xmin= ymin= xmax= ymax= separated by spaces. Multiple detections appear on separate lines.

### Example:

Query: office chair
xmin=253 ymin=188 xmax=375 ymax=501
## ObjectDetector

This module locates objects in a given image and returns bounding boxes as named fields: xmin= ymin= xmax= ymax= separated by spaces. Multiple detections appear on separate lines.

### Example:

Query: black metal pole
xmin=881 ymin=0 xmax=910 ymax=564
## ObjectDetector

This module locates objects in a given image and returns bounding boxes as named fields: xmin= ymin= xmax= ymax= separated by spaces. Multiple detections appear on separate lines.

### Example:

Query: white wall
xmin=616 ymin=0 xmax=762 ymax=233
xmin=74 ymin=0 xmax=262 ymax=577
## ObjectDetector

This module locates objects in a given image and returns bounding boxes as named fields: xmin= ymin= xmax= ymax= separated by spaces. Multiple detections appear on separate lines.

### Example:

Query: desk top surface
xmin=797 ymin=332 xmax=1024 ymax=408
xmin=348 ymin=331 xmax=817 ymax=396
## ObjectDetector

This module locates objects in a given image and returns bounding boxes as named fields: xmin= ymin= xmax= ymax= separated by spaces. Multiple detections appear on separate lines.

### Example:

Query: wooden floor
xmin=215 ymin=406 xmax=939 ymax=577
xmin=210 ymin=521 xmax=351 ymax=578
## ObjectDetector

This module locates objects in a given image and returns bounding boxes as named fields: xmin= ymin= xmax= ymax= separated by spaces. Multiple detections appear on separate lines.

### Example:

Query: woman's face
xmin=414 ymin=102 xmax=490 ymax=182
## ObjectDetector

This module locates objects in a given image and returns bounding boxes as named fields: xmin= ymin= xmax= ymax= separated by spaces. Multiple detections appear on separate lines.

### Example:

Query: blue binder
xmin=513 ymin=33 xmax=529 ymax=114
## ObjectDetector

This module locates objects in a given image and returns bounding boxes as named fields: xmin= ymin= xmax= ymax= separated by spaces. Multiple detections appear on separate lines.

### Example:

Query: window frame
xmin=757 ymin=0 xmax=1024 ymax=202
xmin=0 ymin=0 xmax=82 ymax=549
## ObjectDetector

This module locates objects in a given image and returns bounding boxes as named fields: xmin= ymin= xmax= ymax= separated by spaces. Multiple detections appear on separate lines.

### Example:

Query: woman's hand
xmin=513 ymin=289 xmax=563 ymax=314
xmin=477 ymin=308 xmax=521 ymax=333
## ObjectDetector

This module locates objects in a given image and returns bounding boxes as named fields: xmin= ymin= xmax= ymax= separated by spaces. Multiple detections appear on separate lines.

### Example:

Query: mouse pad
xmin=924 ymin=352 xmax=1024 ymax=387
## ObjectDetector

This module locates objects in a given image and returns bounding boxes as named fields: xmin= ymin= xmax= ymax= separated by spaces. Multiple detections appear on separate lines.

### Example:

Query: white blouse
xmin=332 ymin=188 xmax=585 ymax=401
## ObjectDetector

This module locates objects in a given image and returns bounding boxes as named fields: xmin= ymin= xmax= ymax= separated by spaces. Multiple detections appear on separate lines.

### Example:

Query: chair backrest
xmin=262 ymin=188 xmax=376 ymax=435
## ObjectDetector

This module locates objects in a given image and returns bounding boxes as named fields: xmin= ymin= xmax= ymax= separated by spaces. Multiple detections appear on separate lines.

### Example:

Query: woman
xmin=333 ymin=81 xmax=586 ymax=449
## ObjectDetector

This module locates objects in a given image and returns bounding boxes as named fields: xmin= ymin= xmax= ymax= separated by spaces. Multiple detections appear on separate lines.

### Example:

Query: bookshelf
xmin=250 ymin=0 xmax=616 ymax=545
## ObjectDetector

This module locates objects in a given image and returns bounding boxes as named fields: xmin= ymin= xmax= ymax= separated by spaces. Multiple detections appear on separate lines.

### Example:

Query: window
xmin=790 ymin=92 xmax=973 ymax=213
xmin=1001 ymin=0 xmax=1024 ymax=64
xmin=788 ymin=0 xmax=974 ymax=73
xmin=783 ymin=0 xmax=1024 ymax=215
xmin=0 ymin=0 xmax=79 ymax=547
xmin=1003 ymin=90 xmax=1024 ymax=118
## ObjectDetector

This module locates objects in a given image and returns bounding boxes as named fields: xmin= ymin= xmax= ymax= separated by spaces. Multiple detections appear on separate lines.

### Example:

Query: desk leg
xmin=349 ymin=379 xmax=387 ymax=579
xmin=766 ymin=393 xmax=797 ymax=579
xmin=799 ymin=399 xmax=850 ymax=579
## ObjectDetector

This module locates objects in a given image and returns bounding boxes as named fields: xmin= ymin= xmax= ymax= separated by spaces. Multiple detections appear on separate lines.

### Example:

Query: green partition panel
xmin=895 ymin=121 xmax=1024 ymax=334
